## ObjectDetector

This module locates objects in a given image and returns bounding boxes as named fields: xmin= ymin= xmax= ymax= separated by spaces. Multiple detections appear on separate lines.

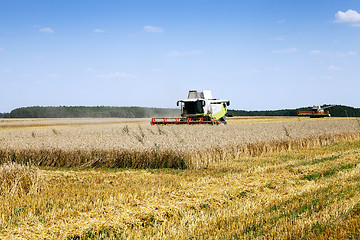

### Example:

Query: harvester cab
xmin=150 ymin=90 xmax=230 ymax=125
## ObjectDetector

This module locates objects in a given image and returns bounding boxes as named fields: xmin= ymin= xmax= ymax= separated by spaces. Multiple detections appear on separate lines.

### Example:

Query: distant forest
xmin=2 ymin=106 xmax=180 ymax=118
xmin=227 ymin=105 xmax=360 ymax=117
xmin=1 ymin=105 xmax=360 ymax=118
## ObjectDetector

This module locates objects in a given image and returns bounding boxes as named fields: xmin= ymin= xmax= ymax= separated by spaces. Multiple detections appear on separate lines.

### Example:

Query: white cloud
xmin=19 ymin=73 xmax=32 ymax=78
xmin=48 ymin=73 xmax=61 ymax=78
xmin=96 ymin=72 xmax=136 ymax=79
xmin=309 ymin=75 xmax=334 ymax=81
xmin=0 ymin=47 xmax=4 ymax=52
xmin=2 ymin=68 xmax=11 ymax=72
xmin=277 ymin=19 xmax=286 ymax=24
xmin=265 ymin=67 xmax=281 ymax=71
xmin=144 ymin=25 xmax=163 ymax=33
xmin=321 ymin=76 xmax=333 ymax=80
xmin=310 ymin=50 xmax=321 ymax=55
xmin=94 ymin=29 xmax=105 ymax=33
xmin=84 ymin=67 xmax=95 ymax=72
xmin=168 ymin=50 xmax=203 ymax=56
xmin=268 ymin=37 xmax=285 ymax=41
xmin=32 ymin=56 xmax=46 ymax=60
xmin=334 ymin=10 xmax=360 ymax=23
xmin=309 ymin=50 xmax=357 ymax=57
xmin=333 ymin=51 xmax=357 ymax=57
xmin=327 ymin=65 xmax=342 ymax=71
xmin=152 ymin=68 xmax=165 ymax=72
xmin=271 ymin=48 xmax=297 ymax=54
xmin=39 ymin=27 xmax=54 ymax=34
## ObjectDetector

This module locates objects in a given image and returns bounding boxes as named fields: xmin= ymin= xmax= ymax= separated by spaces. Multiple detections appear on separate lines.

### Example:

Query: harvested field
xmin=0 ymin=117 xmax=360 ymax=239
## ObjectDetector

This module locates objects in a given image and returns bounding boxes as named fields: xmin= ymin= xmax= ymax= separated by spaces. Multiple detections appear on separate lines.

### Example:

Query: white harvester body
xmin=151 ymin=89 xmax=230 ymax=125
xmin=177 ymin=90 xmax=230 ymax=122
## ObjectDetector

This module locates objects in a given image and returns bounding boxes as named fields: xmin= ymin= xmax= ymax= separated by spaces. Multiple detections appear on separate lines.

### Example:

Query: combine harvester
xmin=297 ymin=105 xmax=333 ymax=118
xmin=151 ymin=90 xmax=230 ymax=125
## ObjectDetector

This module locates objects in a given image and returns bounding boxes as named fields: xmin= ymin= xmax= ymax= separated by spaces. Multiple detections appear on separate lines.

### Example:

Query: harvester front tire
xmin=220 ymin=117 xmax=227 ymax=125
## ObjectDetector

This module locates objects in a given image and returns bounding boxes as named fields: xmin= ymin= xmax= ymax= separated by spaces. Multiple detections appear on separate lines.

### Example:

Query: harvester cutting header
xmin=151 ymin=90 xmax=230 ymax=125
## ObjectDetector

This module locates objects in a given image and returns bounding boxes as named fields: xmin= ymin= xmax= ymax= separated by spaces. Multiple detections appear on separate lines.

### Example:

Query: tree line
xmin=1 ymin=105 xmax=360 ymax=118
xmin=2 ymin=106 xmax=180 ymax=118
xmin=227 ymin=105 xmax=360 ymax=117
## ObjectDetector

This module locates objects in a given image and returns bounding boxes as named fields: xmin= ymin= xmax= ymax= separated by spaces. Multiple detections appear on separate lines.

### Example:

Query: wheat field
xmin=1 ymin=117 xmax=360 ymax=168
xmin=0 ymin=117 xmax=360 ymax=239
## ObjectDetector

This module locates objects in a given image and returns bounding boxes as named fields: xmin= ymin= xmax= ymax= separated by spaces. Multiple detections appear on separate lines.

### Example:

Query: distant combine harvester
xmin=298 ymin=105 xmax=334 ymax=118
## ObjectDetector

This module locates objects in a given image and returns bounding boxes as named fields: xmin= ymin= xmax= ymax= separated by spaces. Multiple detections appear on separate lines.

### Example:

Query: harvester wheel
xmin=220 ymin=117 xmax=227 ymax=125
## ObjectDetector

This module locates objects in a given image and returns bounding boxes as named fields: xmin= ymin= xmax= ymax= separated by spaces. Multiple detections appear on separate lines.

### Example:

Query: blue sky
xmin=1 ymin=0 xmax=360 ymax=112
